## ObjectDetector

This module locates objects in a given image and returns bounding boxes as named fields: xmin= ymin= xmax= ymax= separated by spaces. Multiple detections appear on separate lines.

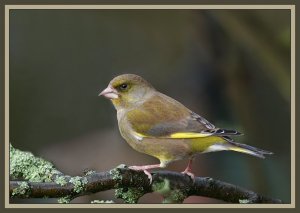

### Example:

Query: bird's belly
xmin=120 ymin=129 xmax=191 ymax=163
xmin=139 ymin=138 xmax=191 ymax=162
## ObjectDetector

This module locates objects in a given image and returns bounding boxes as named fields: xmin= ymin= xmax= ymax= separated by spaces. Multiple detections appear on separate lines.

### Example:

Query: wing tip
xmin=205 ymin=129 xmax=243 ymax=136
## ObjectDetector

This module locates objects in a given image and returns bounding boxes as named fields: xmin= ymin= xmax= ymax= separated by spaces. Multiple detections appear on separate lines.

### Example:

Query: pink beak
xmin=99 ymin=86 xmax=119 ymax=99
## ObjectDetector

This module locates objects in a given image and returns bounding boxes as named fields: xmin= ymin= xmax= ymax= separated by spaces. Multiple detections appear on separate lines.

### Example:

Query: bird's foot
xmin=181 ymin=157 xmax=195 ymax=181
xmin=181 ymin=169 xmax=195 ymax=181
xmin=129 ymin=167 xmax=152 ymax=183
xmin=129 ymin=164 xmax=161 ymax=183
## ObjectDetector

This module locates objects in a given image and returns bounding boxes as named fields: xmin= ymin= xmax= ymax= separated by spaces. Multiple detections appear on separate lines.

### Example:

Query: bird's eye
xmin=119 ymin=83 xmax=128 ymax=90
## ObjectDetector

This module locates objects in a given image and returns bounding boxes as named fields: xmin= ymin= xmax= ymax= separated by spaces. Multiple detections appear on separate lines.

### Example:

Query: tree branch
xmin=9 ymin=144 xmax=282 ymax=204
xmin=10 ymin=166 xmax=283 ymax=204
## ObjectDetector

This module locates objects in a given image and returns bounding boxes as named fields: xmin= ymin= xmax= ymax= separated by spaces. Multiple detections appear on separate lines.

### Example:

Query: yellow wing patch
xmin=132 ymin=131 xmax=212 ymax=139
xmin=169 ymin=132 xmax=212 ymax=138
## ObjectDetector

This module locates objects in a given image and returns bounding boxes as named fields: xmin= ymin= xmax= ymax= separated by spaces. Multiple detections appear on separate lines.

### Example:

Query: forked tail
xmin=226 ymin=140 xmax=273 ymax=159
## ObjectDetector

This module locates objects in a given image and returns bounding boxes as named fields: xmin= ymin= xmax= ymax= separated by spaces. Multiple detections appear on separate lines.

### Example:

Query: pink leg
xmin=181 ymin=157 xmax=195 ymax=180
xmin=129 ymin=164 xmax=162 ymax=183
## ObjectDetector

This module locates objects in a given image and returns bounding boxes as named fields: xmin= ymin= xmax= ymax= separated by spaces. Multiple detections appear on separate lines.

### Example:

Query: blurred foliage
xmin=10 ymin=9 xmax=291 ymax=203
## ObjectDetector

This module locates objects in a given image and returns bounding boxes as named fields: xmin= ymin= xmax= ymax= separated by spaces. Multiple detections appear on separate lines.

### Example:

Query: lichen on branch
xmin=9 ymin=144 xmax=283 ymax=204
xmin=10 ymin=144 xmax=62 ymax=182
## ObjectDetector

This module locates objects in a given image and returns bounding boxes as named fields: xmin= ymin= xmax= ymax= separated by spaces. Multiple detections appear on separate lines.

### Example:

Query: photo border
xmin=3 ymin=4 xmax=296 ymax=209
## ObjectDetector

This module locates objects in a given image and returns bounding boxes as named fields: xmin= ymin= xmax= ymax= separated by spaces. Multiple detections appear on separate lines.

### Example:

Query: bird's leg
xmin=181 ymin=157 xmax=195 ymax=180
xmin=129 ymin=164 xmax=162 ymax=183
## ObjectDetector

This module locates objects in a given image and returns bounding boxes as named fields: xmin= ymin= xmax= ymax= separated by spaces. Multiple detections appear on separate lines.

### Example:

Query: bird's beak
xmin=99 ymin=86 xmax=119 ymax=99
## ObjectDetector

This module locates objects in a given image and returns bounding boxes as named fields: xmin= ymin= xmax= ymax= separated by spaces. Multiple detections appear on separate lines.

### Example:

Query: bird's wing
xmin=126 ymin=93 xmax=241 ymax=139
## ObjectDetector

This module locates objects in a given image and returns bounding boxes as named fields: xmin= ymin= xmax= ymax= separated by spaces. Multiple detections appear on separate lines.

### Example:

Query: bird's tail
xmin=226 ymin=140 xmax=273 ymax=159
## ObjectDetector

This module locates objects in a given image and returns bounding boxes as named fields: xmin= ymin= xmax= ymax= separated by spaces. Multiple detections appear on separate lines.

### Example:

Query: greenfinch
xmin=99 ymin=74 xmax=272 ymax=181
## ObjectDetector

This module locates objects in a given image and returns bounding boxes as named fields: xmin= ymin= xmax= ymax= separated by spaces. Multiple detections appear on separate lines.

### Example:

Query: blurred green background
xmin=9 ymin=9 xmax=291 ymax=203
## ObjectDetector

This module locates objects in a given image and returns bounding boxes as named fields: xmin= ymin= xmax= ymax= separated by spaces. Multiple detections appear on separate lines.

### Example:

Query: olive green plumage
xmin=99 ymin=74 xmax=272 ymax=174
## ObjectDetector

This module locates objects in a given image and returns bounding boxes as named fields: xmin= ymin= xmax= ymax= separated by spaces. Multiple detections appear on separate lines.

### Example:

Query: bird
xmin=99 ymin=74 xmax=272 ymax=182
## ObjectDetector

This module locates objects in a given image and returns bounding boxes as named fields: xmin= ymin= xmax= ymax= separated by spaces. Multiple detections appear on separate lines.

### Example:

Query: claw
xmin=129 ymin=164 xmax=161 ymax=183
xmin=181 ymin=170 xmax=195 ymax=181
xmin=143 ymin=170 xmax=153 ymax=183
xmin=181 ymin=157 xmax=195 ymax=181
xmin=129 ymin=166 xmax=153 ymax=183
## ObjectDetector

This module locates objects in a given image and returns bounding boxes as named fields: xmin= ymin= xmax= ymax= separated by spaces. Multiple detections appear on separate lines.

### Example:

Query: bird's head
xmin=99 ymin=74 xmax=155 ymax=110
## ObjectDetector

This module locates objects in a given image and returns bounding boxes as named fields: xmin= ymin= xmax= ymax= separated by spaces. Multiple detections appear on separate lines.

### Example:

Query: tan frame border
xmin=4 ymin=4 xmax=296 ymax=208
